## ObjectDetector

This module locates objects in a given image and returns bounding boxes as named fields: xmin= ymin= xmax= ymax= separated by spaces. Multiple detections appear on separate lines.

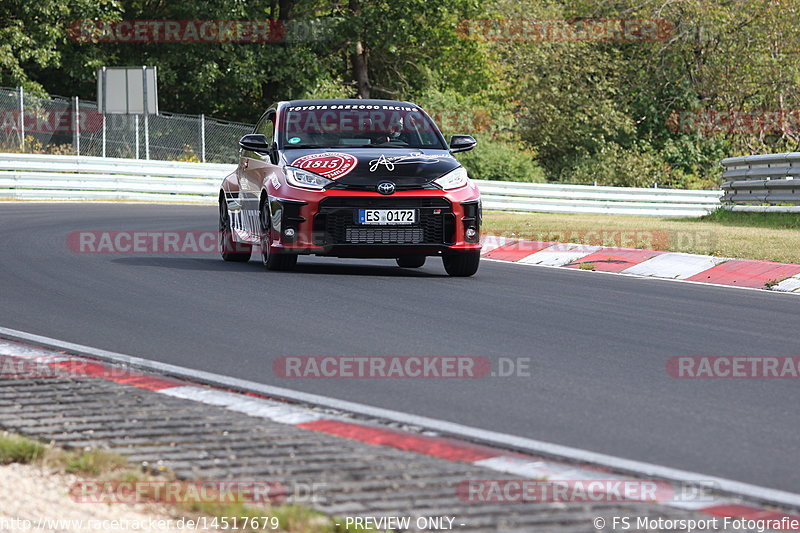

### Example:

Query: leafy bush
xmin=457 ymin=137 xmax=545 ymax=182
xmin=0 ymin=137 xmax=75 ymax=156
xmin=560 ymin=142 xmax=720 ymax=189
xmin=416 ymin=88 xmax=544 ymax=182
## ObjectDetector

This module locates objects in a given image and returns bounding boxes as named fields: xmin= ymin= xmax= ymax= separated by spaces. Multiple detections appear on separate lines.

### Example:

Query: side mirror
xmin=449 ymin=134 xmax=477 ymax=153
xmin=239 ymin=134 xmax=271 ymax=153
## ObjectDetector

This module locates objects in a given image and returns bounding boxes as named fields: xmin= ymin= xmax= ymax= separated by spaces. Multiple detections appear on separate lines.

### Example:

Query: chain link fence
xmin=0 ymin=86 xmax=253 ymax=163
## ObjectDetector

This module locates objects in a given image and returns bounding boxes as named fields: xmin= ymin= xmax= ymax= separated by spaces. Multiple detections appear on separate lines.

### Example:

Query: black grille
xmin=315 ymin=197 xmax=451 ymax=245
xmin=345 ymin=227 xmax=424 ymax=244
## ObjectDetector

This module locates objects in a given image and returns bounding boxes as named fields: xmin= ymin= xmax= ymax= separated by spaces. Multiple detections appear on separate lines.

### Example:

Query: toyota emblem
xmin=377 ymin=181 xmax=396 ymax=195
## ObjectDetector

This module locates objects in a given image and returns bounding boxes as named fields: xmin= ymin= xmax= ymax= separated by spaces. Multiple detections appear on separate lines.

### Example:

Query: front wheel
xmin=396 ymin=255 xmax=426 ymax=268
xmin=442 ymin=250 xmax=480 ymax=277
xmin=259 ymin=198 xmax=297 ymax=271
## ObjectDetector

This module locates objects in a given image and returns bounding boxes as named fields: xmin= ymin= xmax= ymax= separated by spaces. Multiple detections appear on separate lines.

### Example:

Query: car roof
xmin=279 ymin=98 xmax=419 ymax=108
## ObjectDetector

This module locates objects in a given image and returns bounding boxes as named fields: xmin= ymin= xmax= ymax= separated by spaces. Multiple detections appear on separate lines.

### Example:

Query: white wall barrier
xmin=0 ymin=153 xmax=722 ymax=217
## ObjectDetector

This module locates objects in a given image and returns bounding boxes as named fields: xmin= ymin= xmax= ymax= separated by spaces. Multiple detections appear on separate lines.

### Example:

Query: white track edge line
xmin=1 ymin=325 xmax=798 ymax=510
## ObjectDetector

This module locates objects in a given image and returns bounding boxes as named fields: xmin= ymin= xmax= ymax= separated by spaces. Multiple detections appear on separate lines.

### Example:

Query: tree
xmin=0 ymin=0 xmax=121 ymax=92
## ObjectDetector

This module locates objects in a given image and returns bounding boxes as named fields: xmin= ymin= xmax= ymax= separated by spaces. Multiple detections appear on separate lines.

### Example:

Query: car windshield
xmin=280 ymin=105 xmax=447 ymax=150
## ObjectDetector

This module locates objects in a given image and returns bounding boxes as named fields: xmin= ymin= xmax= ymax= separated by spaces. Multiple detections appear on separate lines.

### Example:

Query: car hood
xmin=282 ymin=147 xmax=460 ymax=188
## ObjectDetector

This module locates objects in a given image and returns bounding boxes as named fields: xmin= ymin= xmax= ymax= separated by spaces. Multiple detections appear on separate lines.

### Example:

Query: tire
xmin=219 ymin=197 xmax=252 ymax=262
xmin=396 ymin=255 xmax=426 ymax=268
xmin=442 ymin=250 xmax=480 ymax=277
xmin=259 ymin=197 xmax=298 ymax=271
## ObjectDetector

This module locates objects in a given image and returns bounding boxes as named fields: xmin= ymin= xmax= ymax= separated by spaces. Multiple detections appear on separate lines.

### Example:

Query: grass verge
xmin=698 ymin=209 xmax=800 ymax=229
xmin=0 ymin=431 xmax=371 ymax=533
xmin=0 ymin=431 xmax=126 ymax=474
xmin=482 ymin=209 xmax=800 ymax=264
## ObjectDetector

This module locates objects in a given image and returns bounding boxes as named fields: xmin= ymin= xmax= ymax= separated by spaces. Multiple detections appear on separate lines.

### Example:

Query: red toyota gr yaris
xmin=218 ymin=99 xmax=482 ymax=276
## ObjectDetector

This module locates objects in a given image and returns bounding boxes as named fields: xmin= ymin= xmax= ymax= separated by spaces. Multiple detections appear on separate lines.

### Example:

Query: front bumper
xmin=270 ymin=186 xmax=481 ymax=257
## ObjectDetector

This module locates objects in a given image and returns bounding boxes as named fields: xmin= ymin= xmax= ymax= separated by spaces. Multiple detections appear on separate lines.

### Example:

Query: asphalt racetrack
xmin=1 ymin=203 xmax=798 ymax=493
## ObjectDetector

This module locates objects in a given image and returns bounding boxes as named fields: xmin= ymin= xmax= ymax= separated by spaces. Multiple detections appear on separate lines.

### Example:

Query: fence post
xmin=72 ymin=96 xmax=80 ymax=156
xmin=135 ymin=115 xmax=140 ymax=159
xmin=102 ymin=66 xmax=107 ymax=158
xmin=142 ymin=66 xmax=150 ymax=160
xmin=144 ymin=114 xmax=150 ymax=159
xmin=17 ymin=86 xmax=24 ymax=151
xmin=200 ymin=113 xmax=206 ymax=163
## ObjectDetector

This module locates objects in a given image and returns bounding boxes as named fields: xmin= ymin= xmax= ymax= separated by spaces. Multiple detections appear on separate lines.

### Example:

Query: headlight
xmin=434 ymin=167 xmax=469 ymax=190
xmin=285 ymin=167 xmax=333 ymax=190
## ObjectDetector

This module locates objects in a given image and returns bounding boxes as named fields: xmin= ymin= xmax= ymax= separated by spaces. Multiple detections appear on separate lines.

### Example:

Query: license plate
xmin=357 ymin=209 xmax=417 ymax=225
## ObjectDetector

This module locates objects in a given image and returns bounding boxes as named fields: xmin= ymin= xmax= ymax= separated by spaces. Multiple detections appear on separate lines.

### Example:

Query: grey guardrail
xmin=0 ymin=153 xmax=722 ymax=217
xmin=477 ymin=180 xmax=720 ymax=217
xmin=0 ymin=152 xmax=231 ymax=203
xmin=721 ymin=153 xmax=800 ymax=212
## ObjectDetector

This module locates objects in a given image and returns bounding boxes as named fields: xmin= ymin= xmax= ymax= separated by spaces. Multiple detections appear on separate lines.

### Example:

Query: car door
xmin=234 ymin=110 xmax=278 ymax=241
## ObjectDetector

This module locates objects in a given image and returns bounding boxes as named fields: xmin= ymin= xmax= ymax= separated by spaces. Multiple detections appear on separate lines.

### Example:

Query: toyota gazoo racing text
xmin=218 ymin=99 xmax=482 ymax=276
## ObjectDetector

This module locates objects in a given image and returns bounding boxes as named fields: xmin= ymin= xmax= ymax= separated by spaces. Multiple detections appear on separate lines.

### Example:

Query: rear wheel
xmin=219 ymin=197 xmax=251 ymax=262
xmin=396 ymin=255 xmax=426 ymax=268
xmin=442 ymin=250 xmax=480 ymax=277
xmin=259 ymin=197 xmax=297 ymax=271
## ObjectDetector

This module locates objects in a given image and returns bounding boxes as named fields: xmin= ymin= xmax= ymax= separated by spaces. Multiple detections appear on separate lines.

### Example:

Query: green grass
xmin=0 ymin=431 xmax=128 ymax=474
xmin=0 ymin=433 xmax=46 ymax=464
xmin=0 ymin=432 xmax=372 ymax=533
xmin=62 ymin=449 xmax=129 ymax=476
xmin=699 ymin=209 xmax=800 ymax=229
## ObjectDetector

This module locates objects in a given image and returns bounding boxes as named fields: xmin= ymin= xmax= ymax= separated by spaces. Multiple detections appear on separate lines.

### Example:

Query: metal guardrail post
xmin=144 ymin=113 xmax=150 ymax=160
xmin=17 ymin=87 xmax=24 ymax=151
xmin=200 ymin=114 xmax=206 ymax=163
xmin=101 ymin=67 xmax=107 ymax=158
xmin=135 ymin=116 xmax=140 ymax=159
xmin=142 ymin=66 xmax=150 ymax=160
xmin=72 ymin=96 xmax=80 ymax=156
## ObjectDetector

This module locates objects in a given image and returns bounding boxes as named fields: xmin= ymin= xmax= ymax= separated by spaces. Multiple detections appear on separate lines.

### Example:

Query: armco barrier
xmin=721 ymin=152 xmax=800 ymax=211
xmin=478 ymin=180 xmax=720 ymax=217
xmin=0 ymin=152 xmax=229 ymax=203
xmin=0 ymin=153 xmax=722 ymax=216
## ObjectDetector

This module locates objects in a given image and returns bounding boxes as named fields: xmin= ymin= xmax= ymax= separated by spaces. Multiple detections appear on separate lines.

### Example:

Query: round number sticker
xmin=291 ymin=152 xmax=358 ymax=180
